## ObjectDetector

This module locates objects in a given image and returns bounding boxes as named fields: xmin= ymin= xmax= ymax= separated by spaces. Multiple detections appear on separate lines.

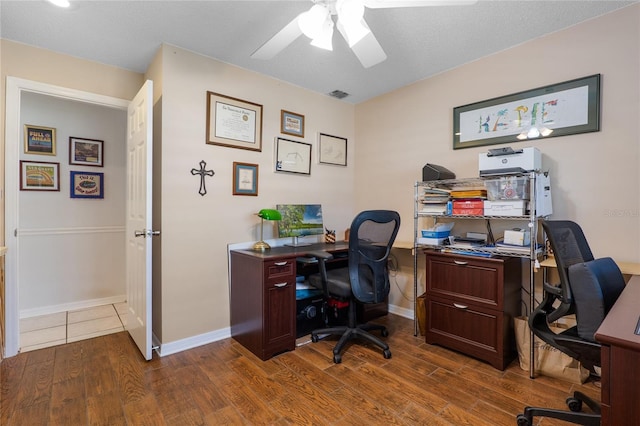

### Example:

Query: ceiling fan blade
xmin=363 ymin=0 xmax=477 ymax=8
xmin=338 ymin=20 xmax=387 ymax=68
xmin=251 ymin=15 xmax=304 ymax=60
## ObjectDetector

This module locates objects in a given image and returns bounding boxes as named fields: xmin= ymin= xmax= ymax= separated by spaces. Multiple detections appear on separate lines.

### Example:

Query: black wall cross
xmin=191 ymin=160 xmax=215 ymax=196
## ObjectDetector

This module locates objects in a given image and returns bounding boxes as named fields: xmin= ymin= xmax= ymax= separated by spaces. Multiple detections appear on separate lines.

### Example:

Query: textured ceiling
xmin=1 ymin=0 xmax=636 ymax=103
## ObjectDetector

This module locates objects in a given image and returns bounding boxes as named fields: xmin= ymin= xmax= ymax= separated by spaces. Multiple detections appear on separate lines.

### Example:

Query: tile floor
xmin=19 ymin=302 xmax=128 ymax=353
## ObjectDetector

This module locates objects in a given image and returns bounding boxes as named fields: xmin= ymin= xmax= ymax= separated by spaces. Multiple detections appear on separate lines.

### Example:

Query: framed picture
xmin=69 ymin=137 xmax=104 ymax=167
xmin=20 ymin=160 xmax=60 ymax=191
xmin=453 ymin=74 xmax=601 ymax=150
xmin=281 ymin=110 xmax=305 ymax=138
xmin=70 ymin=171 xmax=104 ymax=199
xmin=275 ymin=137 xmax=312 ymax=175
xmin=318 ymin=133 xmax=347 ymax=166
xmin=206 ymin=91 xmax=263 ymax=152
xmin=24 ymin=124 xmax=56 ymax=155
xmin=232 ymin=162 xmax=259 ymax=196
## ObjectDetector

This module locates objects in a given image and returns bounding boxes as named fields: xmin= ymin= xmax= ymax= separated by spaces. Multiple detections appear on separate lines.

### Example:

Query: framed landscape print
xmin=69 ymin=137 xmax=104 ymax=167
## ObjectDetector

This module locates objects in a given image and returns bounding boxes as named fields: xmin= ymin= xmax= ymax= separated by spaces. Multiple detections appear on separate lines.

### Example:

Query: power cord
xmin=387 ymin=253 xmax=415 ymax=302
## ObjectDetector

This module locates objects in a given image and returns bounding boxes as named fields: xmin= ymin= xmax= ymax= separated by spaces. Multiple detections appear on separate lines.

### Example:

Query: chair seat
xmin=308 ymin=268 xmax=352 ymax=299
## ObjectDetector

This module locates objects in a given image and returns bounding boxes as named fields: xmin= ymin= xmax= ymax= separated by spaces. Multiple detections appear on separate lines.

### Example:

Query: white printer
xmin=479 ymin=147 xmax=552 ymax=217
xmin=479 ymin=147 xmax=541 ymax=176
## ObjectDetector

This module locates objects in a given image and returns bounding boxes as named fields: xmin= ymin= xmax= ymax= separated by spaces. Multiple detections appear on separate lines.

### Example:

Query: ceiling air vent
xmin=328 ymin=90 xmax=349 ymax=99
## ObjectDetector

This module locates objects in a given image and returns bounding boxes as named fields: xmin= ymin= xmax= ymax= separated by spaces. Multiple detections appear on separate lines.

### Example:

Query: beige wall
xmin=155 ymin=45 xmax=357 ymax=343
xmin=356 ymin=5 xmax=640 ymax=309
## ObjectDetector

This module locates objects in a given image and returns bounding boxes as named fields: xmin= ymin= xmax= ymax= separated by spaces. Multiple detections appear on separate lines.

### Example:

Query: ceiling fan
xmin=251 ymin=0 xmax=477 ymax=68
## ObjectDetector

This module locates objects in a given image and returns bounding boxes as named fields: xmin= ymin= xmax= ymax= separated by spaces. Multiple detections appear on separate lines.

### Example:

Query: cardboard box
xmin=484 ymin=200 xmax=527 ymax=216
xmin=452 ymin=208 xmax=483 ymax=216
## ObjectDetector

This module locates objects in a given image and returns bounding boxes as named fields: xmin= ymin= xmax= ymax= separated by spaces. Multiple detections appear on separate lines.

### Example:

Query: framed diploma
xmin=206 ymin=91 xmax=263 ymax=151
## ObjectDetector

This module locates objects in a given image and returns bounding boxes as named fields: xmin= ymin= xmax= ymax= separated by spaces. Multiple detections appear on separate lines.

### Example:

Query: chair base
xmin=516 ymin=391 xmax=601 ymax=426
xmin=311 ymin=322 xmax=391 ymax=364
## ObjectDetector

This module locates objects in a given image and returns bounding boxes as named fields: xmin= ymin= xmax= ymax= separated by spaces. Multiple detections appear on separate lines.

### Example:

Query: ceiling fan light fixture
xmin=299 ymin=4 xmax=330 ymax=39
xmin=310 ymin=17 xmax=334 ymax=51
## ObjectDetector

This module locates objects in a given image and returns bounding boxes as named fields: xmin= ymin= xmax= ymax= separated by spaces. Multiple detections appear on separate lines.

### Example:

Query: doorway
xmin=4 ymin=77 xmax=130 ymax=357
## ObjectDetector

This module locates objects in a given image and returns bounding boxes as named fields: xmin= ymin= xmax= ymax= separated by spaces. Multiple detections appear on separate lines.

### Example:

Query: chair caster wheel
xmin=516 ymin=414 xmax=530 ymax=426
xmin=381 ymin=329 xmax=389 ymax=337
xmin=567 ymin=397 xmax=582 ymax=412
xmin=333 ymin=354 xmax=342 ymax=364
xmin=311 ymin=334 xmax=319 ymax=343
xmin=383 ymin=349 xmax=392 ymax=359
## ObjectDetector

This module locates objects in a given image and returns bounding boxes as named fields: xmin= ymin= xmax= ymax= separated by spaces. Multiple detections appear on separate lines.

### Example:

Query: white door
xmin=126 ymin=80 xmax=154 ymax=360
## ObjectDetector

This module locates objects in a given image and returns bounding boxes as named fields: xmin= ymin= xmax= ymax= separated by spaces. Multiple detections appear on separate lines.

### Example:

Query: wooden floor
xmin=1 ymin=314 xmax=600 ymax=425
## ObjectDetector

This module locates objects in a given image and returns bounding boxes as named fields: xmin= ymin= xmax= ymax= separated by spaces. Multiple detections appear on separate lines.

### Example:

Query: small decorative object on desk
xmin=325 ymin=228 xmax=336 ymax=244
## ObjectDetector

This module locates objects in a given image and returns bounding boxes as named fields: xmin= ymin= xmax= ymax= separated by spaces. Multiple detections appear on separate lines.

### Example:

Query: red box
xmin=452 ymin=199 xmax=484 ymax=216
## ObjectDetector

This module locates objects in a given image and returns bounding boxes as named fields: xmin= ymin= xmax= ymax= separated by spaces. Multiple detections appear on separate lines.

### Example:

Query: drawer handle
xmin=274 ymin=282 xmax=287 ymax=288
xmin=274 ymin=261 xmax=288 ymax=266
xmin=454 ymin=260 xmax=468 ymax=266
xmin=453 ymin=303 xmax=468 ymax=310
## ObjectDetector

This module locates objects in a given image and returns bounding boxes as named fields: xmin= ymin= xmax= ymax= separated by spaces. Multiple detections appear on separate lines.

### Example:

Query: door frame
xmin=4 ymin=77 xmax=129 ymax=357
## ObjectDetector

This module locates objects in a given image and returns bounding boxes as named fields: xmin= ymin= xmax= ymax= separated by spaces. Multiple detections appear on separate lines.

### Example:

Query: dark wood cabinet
xmin=424 ymin=251 xmax=521 ymax=370
xmin=230 ymin=252 xmax=296 ymax=360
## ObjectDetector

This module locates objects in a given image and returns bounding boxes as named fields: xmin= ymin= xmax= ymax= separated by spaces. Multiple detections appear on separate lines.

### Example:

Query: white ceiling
xmin=1 ymin=0 xmax=636 ymax=103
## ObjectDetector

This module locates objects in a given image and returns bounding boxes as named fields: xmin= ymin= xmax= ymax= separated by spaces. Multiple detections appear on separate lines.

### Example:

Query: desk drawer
xmin=426 ymin=252 xmax=506 ymax=309
xmin=265 ymin=259 xmax=295 ymax=281
xmin=425 ymin=295 xmax=513 ymax=369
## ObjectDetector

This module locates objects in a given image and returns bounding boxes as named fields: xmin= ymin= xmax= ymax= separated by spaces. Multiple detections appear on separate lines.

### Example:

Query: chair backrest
xmin=541 ymin=220 xmax=595 ymax=312
xmin=531 ymin=220 xmax=623 ymax=371
xmin=568 ymin=257 xmax=625 ymax=342
xmin=348 ymin=210 xmax=400 ymax=304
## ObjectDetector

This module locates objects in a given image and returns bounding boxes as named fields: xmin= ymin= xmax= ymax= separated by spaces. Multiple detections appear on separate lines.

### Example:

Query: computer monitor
xmin=276 ymin=204 xmax=324 ymax=247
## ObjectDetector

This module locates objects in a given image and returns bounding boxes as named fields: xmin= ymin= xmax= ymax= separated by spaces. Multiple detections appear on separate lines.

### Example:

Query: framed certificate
xmin=206 ymin=91 xmax=263 ymax=152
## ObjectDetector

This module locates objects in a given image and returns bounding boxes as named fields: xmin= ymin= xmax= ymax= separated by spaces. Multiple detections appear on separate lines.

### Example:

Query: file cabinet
xmin=230 ymin=251 xmax=297 ymax=360
xmin=424 ymin=251 xmax=521 ymax=370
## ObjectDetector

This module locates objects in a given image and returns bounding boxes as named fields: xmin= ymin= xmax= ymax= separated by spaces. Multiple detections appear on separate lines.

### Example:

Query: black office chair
xmin=308 ymin=210 xmax=400 ymax=364
xmin=517 ymin=220 xmax=626 ymax=426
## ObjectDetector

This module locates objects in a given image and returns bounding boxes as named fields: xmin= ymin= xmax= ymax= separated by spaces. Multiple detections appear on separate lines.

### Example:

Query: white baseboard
xmin=157 ymin=327 xmax=231 ymax=357
xmin=20 ymin=294 xmax=127 ymax=319
xmin=155 ymin=304 xmax=414 ymax=357
xmin=388 ymin=303 xmax=414 ymax=320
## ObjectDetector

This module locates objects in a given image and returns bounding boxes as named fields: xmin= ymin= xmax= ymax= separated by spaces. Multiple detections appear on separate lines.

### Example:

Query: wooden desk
xmin=539 ymin=256 xmax=640 ymax=276
xmin=595 ymin=275 xmax=640 ymax=425
xmin=229 ymin=242 xmax=350 ymax=360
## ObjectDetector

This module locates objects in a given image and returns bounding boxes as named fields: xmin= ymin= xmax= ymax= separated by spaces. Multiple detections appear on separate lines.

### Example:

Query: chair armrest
xmin=306 ymin=251 xmax=334 ymax=298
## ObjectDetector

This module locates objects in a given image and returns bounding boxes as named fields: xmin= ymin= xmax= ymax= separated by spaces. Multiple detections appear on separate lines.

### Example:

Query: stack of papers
xmin=421 ymin=188 xmax=451 ymax=214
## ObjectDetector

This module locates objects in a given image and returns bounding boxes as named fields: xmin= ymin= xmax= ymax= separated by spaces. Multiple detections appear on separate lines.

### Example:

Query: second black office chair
xmin=308 ymin=210 xmax=400 ymax=364
xmin=516 ymin=220 xmax=626 ymax=426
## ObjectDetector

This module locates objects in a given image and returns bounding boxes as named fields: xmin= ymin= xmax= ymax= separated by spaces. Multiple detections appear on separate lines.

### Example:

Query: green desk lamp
xmin=253 ymin=209 xmax=282 ymax=251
